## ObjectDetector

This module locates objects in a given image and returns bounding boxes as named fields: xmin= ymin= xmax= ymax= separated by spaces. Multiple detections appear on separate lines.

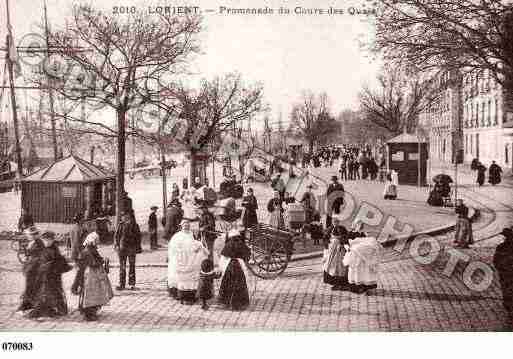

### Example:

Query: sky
xmin=1 ymin=0 xmax=382 ymax=130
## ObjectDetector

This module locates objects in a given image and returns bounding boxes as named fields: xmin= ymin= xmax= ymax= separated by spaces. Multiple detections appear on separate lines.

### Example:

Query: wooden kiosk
xmin=21 ymin=155 xmax=116 ymax=223
xmin=386 ymin=133 xmax=428 ymax=186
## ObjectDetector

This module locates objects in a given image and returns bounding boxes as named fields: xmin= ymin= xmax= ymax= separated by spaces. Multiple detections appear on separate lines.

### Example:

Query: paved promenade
xmin=1 ymin=162 xmax=512 ymax=331
xmin=0 ymin=247 xmax=508 ymax=331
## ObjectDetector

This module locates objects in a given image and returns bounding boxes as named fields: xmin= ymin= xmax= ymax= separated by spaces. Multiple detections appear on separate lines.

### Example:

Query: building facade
xmin=419 ymin=70 xmax=462 ymax=165
xmin=419 ymin=68 xmax=513 ymax=173
xmin=462 ymin=69 xmax=513 ymax=171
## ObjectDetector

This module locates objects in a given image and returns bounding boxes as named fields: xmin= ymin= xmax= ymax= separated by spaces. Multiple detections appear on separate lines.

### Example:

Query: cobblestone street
xmin=1 ymin=242 xmax=510 ymax=331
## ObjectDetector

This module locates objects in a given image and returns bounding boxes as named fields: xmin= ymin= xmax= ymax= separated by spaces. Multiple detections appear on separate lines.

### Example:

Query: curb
xmin=108 ymin=207 xmax=480 ymax=268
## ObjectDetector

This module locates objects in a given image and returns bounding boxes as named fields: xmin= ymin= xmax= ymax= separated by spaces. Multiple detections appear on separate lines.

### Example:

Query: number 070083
xmin=2 ymin=342 xmax=33 ymax=351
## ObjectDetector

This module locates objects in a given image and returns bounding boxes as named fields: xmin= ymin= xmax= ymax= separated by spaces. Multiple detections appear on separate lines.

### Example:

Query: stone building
xmin=418 ymin=70 xmax=463 ymax=165
xmin=462 ymin=69 xmax=513 ymax=171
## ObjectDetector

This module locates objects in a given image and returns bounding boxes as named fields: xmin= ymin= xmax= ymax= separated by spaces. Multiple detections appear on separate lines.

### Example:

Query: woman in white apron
xmin=167 ymin=220 xmax=209 ymax=304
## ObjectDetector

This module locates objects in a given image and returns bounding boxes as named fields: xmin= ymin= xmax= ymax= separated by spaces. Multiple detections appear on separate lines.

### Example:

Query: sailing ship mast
xmin=43 ymin=0 xmax=59 ymax=161
xmin=4 ymin=0 xmax=23 ymax=178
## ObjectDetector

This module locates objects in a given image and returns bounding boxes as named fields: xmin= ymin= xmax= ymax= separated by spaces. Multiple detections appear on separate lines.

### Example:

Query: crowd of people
xmin=299 ymin=145 xmax=385 ymax=181
xmin=13 ymin=144 xmax=513 ymax=327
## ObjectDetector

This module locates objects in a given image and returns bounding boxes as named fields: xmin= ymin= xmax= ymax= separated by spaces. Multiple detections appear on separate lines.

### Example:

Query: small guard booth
xmin=386 ymin=133 xmax=428 ymax=186
xmin=21 ymin=155 xmax=116 ymax=223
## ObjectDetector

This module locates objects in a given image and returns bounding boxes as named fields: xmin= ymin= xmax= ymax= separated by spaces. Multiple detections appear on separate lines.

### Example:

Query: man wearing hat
xmin=493 ymin=227 xmax=513 ymax=325
xmin=114 ymin=212 xmax=140 ymax=290
xmin=326 ymin=176 xmax=344 ymax=228
xmin=301 ymin=183 xmax=317 ymax=224
xmin=163 ymin=199 xmax=183 ymax=242
xmin=148 ymin=206 xmax=159 ymax=250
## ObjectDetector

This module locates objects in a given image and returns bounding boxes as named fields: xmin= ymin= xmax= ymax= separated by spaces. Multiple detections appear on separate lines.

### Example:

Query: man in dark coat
xmin=122 ymin=191 xmax=133 ymax=215
xmin=148 ymin=206 xmax=159 ymax=250
xmin=493 ymin=227 xmax=513 ymax=327
xmin=163 ymin=199 xmax=183 ymax=241
xmin=326 ymin=176 xmax=345 ymax=228
xmin=114 ymin=212 xmax=140 ymax=290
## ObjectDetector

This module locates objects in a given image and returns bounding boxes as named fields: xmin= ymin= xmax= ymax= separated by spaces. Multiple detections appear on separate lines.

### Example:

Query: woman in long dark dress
xmin=241 ymin=188 xmax=258 ymax=229
xmin=488 ymin=161 xmax=502 ymax=186
xmin=17 ymin=227 xmax=44 ymax=312
xmin=476 ymin=162 xmax=486 ymax=186
xmin=218 ymin=230 xmax=251 ymax=310
xmin=26 ymin=231 xmax=72 ymax=319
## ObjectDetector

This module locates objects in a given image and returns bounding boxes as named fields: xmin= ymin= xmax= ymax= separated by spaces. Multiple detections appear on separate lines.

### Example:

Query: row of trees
xmin=288 ymin=91 xmax=341 ymax=152
xmin=360 ymin=0 xmax=513 ymax=136
xmin=30 ymin=4 xmax=265 ymax=221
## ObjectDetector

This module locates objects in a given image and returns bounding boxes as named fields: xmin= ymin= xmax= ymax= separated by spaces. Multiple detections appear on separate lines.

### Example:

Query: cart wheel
xmin=247 ymin=239 xmax=289 ymax=279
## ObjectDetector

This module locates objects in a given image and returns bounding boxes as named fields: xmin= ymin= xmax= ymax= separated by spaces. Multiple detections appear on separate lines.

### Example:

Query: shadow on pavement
xmin=370 ymin=288 xmax=500 ymax=302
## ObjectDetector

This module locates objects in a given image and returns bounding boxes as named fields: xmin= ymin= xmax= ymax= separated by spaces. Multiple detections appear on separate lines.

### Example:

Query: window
xmin=494 ymin=99 xmax=499 ymax=125
xmin=465 ymin=134 xmax=468 ymax=154
xmin=470 ymin=103 xmax=474 ymax=127
xmin=487 ymin=100 xmax=491 ymax=126
xmin=470 ymin=135 xmax=473 ymax=155
xmin=506 ymin=145 xmax=509 ymax=164
xmin=476 ymin=102 xmax=479 ymax=127
xmin=481 ymin=101 xmax=485 ymax=127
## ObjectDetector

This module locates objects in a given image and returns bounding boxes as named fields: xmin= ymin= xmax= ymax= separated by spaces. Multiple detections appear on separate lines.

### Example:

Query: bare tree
xmin=337 ymin=109 xmax=389 ymax=145
xmin=372 ymin=0 xmax=513 ymax=93
xmin=358 ymin=63 xmax=437 ymax=134
xmin=31 ymin=4 xmax=201 ymax=221
xmin=289 ymin=91 xmax=339 ymax=153
xmin=157 ymin=73 xmax=265 ymax=185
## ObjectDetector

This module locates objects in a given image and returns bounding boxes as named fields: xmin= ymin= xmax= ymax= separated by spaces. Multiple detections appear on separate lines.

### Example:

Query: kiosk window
xmin=391 ymin=151 xmax=404 ymax=161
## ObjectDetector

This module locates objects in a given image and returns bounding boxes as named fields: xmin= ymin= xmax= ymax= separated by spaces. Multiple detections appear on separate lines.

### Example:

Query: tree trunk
xmin=160 ymin=146 xmax=168 ymax=211
xmin=308 ymin=140 xmax=314 ymax=154
xmin=189 ymin=147 xmax=197 ymax=186
xmin=115 ymin=108 xmax=126 ymax=225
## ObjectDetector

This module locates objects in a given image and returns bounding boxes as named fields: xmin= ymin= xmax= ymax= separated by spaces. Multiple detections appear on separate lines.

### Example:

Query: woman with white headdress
xmin=71 ymin=232 xmax=113 ymax=321
xmin=218 ymin=229 xmax=251 ymax=310
xmin=167 ymin=220 xmax=209 ymax=304
xmin=343 ymin=222 xmax=382 ymax=294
